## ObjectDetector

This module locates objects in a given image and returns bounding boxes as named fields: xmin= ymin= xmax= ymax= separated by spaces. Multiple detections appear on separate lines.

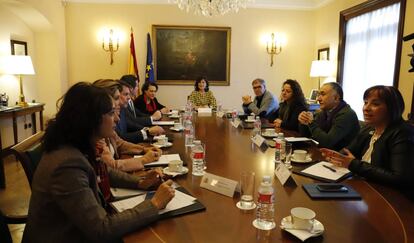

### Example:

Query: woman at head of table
xmin=271 ymin=79 xmax=308 ymax=131
xmin=188 ymin=76 xmax=217 ymax=110
xmin=134 ymin=81 xmax=169 ymax=115
xmin=23 ymin=82 xmax=175 ymax=243
xmin=320 ymin=85 xmax=414 ymax=188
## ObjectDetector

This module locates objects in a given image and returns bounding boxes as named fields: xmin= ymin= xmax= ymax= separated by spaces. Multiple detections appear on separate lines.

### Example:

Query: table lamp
xmin=310 ymin=60 xmax=333 ymax=88
xmin=0 ymin=55 xmax=35 ymax=107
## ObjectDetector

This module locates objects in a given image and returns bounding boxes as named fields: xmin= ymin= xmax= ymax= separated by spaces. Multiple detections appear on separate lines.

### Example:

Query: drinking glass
xmin=237 ymin=172 xmax=256 ymax=210
xmin=284 ymin=143 xmax=292 ymax=169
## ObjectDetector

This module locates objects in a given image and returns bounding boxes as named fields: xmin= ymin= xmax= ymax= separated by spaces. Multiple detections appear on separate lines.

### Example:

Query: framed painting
xmin=318 ymin=47 xmax=329 ymax=60
xmin=153 ymin=25 xmax=231 ymax=86
xmin=10 ymin=40 xmax=28 ymax=56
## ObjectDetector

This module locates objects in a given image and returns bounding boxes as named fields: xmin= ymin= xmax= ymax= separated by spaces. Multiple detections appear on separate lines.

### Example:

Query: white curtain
xmin=342 ymin=3 xmax=400 ymax=120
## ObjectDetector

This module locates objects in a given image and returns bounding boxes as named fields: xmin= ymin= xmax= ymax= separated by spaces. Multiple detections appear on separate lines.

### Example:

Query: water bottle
xmin=252 ymin=116 xmax=262 ymax=137
xmin=274 ymin=139 xmax=282 ymax=163
xmin=253 ymin=176 xmax=275 ymax=230
xmin=192 ymin=140 xmax=205 ymax=176
xmin=184 ymin=120 xmax=194 ymax=147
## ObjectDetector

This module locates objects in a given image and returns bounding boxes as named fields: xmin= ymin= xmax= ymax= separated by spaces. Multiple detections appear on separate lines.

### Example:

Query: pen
xmin=323 ymin=164 xmax=337 ymax=172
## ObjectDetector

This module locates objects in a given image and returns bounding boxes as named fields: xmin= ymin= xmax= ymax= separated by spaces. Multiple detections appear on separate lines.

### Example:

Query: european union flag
xmin=145 ymin=33 xmax=155 ymax=83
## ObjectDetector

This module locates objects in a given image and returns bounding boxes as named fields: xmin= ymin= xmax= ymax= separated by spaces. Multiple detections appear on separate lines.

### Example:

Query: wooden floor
xmin=0 ymin=154 xmax=31 ymax=243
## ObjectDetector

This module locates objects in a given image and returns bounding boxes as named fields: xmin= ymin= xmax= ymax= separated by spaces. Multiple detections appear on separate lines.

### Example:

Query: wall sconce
xmin=266 ymin=33 xmax=282 ymax=67
xmin=102 ymin=29 xmax=119 ymax=65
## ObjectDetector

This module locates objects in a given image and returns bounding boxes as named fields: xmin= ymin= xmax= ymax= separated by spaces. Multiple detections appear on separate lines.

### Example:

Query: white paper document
xmin=111 ymin=190 xmax=196 ymax=214
xmin=152 ymin=121 xmax=175 ymax=126
xmin=300 ymin=161 xmax=350 ymax=181
xmin=110 ymin=188 xmax=146 ymax=198
xmin=135 ymin=154 xmax=181 ymax=166
xmin=198 ymin=108 xmax=212 ymax=113
xmin=284 ymin=137 xmax=319 ymax=144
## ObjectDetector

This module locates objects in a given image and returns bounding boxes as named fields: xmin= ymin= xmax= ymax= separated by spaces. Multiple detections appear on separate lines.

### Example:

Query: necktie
xmin=128 ymin=100 xmax=136 ymax=118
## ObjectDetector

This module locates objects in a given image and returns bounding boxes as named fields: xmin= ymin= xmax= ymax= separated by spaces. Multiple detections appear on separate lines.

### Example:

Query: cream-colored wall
xmin=315 ymin=0 xmax=414 ymax=118
xmin=65 ymin=4 xmax=315 ymax=110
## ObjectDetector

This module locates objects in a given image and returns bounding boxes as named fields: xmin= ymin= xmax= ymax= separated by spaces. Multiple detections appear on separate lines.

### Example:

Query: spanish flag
xmin=128 ymin=27 xmax=140 ymax=94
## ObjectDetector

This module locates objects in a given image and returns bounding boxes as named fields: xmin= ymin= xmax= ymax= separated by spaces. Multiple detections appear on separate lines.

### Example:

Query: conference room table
xmin=124 ymin=114 xmax=414 ymax=243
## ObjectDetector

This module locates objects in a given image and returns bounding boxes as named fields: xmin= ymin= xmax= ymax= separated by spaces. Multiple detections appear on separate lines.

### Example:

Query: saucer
xmin=163 ymin=166 xmax=189 ymax=176
xmin=170 ymin=127 xmax=183 ymax=132
xmin=261 ymin=132 xmax=278 ymax=138
xmin=152 ymin=142 xmax=173 ymax=148
xmin=280 ymin=216 xmax=324 ymax=241
xmin=169 ymin=115 xmax=180 ymax=119
xmin=291 ymin=156 xmax=312 ymax=163
xmin=236 ymin=201 xmax=256 ymax=210
xmin=245 ymin=119 xmax=255 ymax=123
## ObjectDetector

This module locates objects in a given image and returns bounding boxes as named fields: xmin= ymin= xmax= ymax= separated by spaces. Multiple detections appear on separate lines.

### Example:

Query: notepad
xmin=110 ymin=188 xmax=146 ymax=199
xmin=134 ymin=154 xmax=182 ymax=167
xmin=111 ymin=189 xmax=197 ymax=214
xmin=302 ymin=183 xmax=361 ymax=199
xmin=295 ymin=161 xmax=352 ymax=182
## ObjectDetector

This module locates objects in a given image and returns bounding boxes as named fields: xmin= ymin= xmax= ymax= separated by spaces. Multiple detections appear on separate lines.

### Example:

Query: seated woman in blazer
xmin=271 ymin=79 xmax=308 ymax=131
xmin=23 ymin=82 xmax=175 ymax=243
xmin=134 ymin=81 xmax=169 ymax=115
xmin=321 ymin=86 xmax=414 ymax=188
xmin=188 ymin=76 xmax=217 ymax=109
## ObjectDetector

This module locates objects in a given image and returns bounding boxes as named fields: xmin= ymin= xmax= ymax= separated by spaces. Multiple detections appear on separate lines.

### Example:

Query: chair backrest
xmin=7 ymin=131 xmax=44 ymax=187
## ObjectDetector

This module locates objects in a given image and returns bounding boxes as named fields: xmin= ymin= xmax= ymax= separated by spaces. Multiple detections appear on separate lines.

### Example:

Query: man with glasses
xmin=298 ymin=82 xmax=359 ymax=150
xmin=242 ymin=78 xmax=278 ymax=119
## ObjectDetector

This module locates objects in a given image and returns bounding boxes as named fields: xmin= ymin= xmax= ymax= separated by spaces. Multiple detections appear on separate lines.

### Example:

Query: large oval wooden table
xmin=124 ymin=115 xmax=414 ymax=243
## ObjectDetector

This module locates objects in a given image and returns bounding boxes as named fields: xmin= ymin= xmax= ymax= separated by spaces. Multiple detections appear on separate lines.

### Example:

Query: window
xmin=337 ymin=0 xmax=406 ymax=119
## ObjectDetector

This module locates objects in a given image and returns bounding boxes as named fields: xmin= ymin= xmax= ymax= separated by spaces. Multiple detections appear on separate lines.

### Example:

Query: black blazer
xmin=347 ymin=120 xmax=414 ymax=187
xmin=268 ymin=101 xmax=308 ymax=131
xmin=134 ymin=95 xmax=165 ymax=115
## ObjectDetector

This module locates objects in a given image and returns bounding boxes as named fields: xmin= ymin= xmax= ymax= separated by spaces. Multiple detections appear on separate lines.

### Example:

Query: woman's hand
xmin=319 ymin=148 xmax=355 ymax=168
xmin=141 ymin=150 xmax=161 ymax=164
xmin=144 ymin=146 xmax=162 ymax=156
xmin=151 ymin=110 xmax=162 ymax=120
xmin=137 ymin=168 xmax=164 ymax=190
xmin=160 ymin=107 xmax=169 ymax=114
xmin=151 ymin=180 xmax=175 ymax=210
xmin=273 ymin=118 xmax=282 ymax=128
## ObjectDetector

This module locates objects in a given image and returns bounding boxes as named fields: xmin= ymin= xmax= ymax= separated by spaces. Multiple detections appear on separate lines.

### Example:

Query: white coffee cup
xmin=157 ymin=135 xmax=168 ymax=145
xmin=171 ymin=110 xmax=179 ymax=116
xmin=173 ymin=122 xmax=182 ymax=129
xmin=290 ymin=207 xmax=316 ymax=231
xmin=247 ymin=115 xmax=255 ymax=121
xmin=293 ymin=150 xmax=308 ymax=161
xmin=265 ymin=128 xmax=276 ymax=135
xmin=169 ymin=160 xmax=183 ymax=172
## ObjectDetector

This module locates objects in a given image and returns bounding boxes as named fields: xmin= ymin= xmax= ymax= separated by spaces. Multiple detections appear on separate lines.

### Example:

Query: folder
xmin=294 ymin=161 xmax=352 ymax=183
xmin=302 ymin=183 xmax=361 ymax=199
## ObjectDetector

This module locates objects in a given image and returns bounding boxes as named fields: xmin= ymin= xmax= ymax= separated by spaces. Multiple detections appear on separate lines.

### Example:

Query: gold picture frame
xmin=152 ymin=25 xmax=231 ymax=86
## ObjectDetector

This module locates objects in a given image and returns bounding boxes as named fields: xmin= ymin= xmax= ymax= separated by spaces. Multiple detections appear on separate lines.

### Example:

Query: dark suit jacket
xmin=115 ymin=108 xmax=144 ymax=143
xmin=299 ymin=104 xmax=360 ymax=150
xmin=22 ymin=146 xmax=159 ymax=243
xmin=347 ymin=120 xmax=414 ymax=187
xmin=268 ymin=101 xmax=308 ymax=131
xmin=125 ymin=104 xmax=152 ymax=132
xmin=134 ymin=95 xmax=165 ymax=115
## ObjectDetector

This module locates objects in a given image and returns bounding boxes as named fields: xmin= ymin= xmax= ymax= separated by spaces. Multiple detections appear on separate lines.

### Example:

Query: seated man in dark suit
xmin=298 ymin=82 xmax=360 ymax=150
xmin=120 ymin=75 xmax=161 ymax=129
xmin=117 ymin=80 xmax=164 ymax=143
xmin=242 ymin=78 xmax=279 ymax=119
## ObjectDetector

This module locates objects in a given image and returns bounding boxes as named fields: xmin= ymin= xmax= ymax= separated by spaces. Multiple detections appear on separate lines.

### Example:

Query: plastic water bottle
xmin=278 ymin=133 xmax=286 ymax=161
xmin=253 ymin=176 xmax=275 ymax=230
xmin=274 ymin=139 xmax=282 ymax=163
xmin=252 ymin=116 xmax=262 ymax=137
xmin=192 ymin=140 xmax=205 ymax=176
xmin=184 ymin=120 xmax=194 ymax=147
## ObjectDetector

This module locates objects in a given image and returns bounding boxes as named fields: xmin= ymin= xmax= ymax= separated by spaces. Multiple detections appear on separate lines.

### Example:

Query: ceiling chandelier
xmin=169 ymin=0 xmax=254 ymax=17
